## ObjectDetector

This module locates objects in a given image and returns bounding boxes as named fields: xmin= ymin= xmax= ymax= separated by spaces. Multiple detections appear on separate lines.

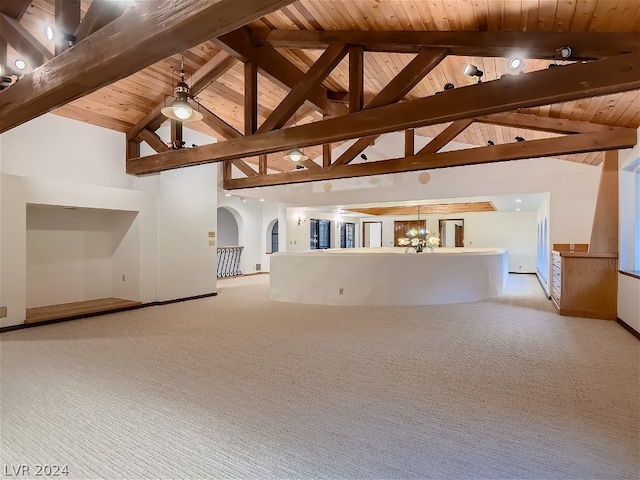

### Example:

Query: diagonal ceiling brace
xmin=126 ymin=52 xmax=640 ymax=175
xmin=332 ymin=47 xmax=448 ymax=167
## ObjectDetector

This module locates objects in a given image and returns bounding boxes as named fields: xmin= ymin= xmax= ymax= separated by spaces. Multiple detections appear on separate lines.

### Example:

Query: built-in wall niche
xmin=26 ymin=205 xmax=140 ymax=309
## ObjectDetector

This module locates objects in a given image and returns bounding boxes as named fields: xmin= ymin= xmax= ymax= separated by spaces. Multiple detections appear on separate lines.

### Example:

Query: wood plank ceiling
xmin=2 ymin=0 xmax=639 ymax=172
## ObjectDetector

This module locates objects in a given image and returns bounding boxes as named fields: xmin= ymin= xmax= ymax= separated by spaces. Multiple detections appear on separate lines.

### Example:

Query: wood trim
xmin=619 ymin=270 xmax=640 ymax=280
xmin=222 ymin=129 xmax=637 ymax=189
xmin=559 ymin=308 xmax=617 ymax=320
xmin=0 ymin=0 xmax=298 ymax=133
xmin=257 ymin=30 xmax=640 ymax=59
xmin=127 ymin=53 xmax=640 ymax=175
xmin=617 ymin=318 xmax=640 ymax=340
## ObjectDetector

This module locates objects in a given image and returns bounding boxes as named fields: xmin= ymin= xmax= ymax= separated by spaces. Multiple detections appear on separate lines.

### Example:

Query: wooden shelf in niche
xmin=25 ymin=298 xmax=141 ymax=324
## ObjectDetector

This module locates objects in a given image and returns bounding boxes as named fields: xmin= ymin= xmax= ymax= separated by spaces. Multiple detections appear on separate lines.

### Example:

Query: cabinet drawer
xmin=552 ymin=275 xmax=561 ymax=292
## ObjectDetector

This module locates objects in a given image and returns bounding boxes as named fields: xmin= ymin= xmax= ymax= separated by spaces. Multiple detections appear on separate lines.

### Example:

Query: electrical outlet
xmin=0 ymin=306 xmax=7 ymax=318
xmin=122 ymin=275 xmax=126 ymax=282
xmin=209 ymin=240 xmax=215 ymax=246
xmin=256 ymin=263 xmax=261 ymax=271
xmin=339 ymin=288 xmax=344 ymax=295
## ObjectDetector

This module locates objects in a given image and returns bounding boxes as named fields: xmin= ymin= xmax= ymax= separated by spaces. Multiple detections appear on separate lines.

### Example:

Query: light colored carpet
xmin=1 ymin=274 xmax=638 ymax=480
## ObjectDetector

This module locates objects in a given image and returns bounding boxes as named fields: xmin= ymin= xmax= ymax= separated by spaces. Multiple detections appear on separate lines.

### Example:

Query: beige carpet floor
xmin=1 ymin=274 xmax=638 ymax=479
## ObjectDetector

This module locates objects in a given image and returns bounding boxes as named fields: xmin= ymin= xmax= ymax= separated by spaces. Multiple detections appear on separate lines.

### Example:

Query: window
xmin=340 ymin=222 xmax=355 ymax=248
xmin=271 ymin=221 xmax=278 ymax=253
xmin=310 ymin=219 xmax=330 ymax=249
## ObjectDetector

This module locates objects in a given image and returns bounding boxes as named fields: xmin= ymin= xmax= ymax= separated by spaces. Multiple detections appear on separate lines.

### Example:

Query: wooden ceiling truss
xmin=125 ymin=50 xmax=639 ymax=180
xmin=0 ymin=3 xmax=638 ymax=187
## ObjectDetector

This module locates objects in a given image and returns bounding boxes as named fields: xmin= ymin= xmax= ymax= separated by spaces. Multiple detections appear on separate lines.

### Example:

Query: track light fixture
xmin=515 ymin=136 xmax=525 ymax=142
xmin=557 ymin=46 xmax=572 ymax=59
xmin=45 ymin=24 xmax=76 ymax=44
xmin=161 ymin=55 xmax=203 ymax=122
xmin=487 ymin=140 xmax=495 ymax=146
xmin=463 ymin=64 xmax=483 ymax=82
xmin=12 ymin=58 xmax=26 ymax=71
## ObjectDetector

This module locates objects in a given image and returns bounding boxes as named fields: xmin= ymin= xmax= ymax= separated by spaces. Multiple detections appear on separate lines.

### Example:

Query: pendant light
xmin=283 ymin=110 xmax=308 ymax=162
xmin=161 ymin=54 xmax=203 ymax=122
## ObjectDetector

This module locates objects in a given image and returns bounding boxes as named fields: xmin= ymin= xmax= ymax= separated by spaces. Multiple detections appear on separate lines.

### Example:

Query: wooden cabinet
xmin=551 ymin=248 xmax=618 ymax=320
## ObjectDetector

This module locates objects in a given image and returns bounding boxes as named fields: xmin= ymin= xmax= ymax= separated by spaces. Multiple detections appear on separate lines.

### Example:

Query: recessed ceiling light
xmin=259 ymin=198 xmax=264 ymax=202
xmin=224 ymin=192 xmax=231 ymax=197
xmin=515 ymin=199 xmax=522 ymax=203
xmin=516 ymin=208 xmax=521 ymax=211
xmin=13 ymin=58 xmax=26 ymax=70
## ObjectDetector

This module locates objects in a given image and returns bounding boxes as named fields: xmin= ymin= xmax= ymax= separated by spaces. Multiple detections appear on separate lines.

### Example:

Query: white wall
xmin=618 ymin=132 xmax=640 ymax=333
xmin=364 ymin=211 xmax=536 ymax=272
xmin=284 ymin=207 xmax=361 ymax=253
xmin=26 ymin=206 xmax=122 ymax=307
xmin=1 ymin=114 xmax=219 ymax=327
xmin=217 ymin=207 xmax=239 ymax=246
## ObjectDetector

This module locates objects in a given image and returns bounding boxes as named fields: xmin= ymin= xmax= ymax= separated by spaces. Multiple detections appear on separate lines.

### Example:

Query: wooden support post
xmin=259 ymin=155 xmax=267 ymax=174
xmin=589 ymin=150 xmax=619 ymax=253
xmin=171 ymin=119 xmax=183 ymax=149
xmin=126 ymin=139 xmax=140 ymax=161
xmin=323 ymin=143 xmax=332 ymax=167
xmin=405 ymin=129 xmax=414 ymax=156
xmin=349 ymin=45 xmax=364 ymax=113
xmin=223 ymin=160 xmax=233 ymax=181
xmin=245 ymin=61 xmax=258 ymax=135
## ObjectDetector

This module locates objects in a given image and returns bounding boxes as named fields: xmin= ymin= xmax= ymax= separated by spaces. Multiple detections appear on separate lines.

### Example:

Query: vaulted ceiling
xmin=1 ymin=0 xmax=639 ymax=187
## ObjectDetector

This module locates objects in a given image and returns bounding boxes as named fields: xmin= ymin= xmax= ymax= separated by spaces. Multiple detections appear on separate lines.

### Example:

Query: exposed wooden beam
xmin=332 ymin=48 xmax=448 ymax=167
xmin=55 ymin=0 xmax=80 ymax=55
xmin=0 ymin=13 xmax=53 ymax=69
xmin=126 ymin=52 xmax=237 ymax=141
xmin=256 ymin=30 xmax=640 ymax=59
xmin=244 ymin=61 xmax=257 ymax=135
xmin=224 ymin=129 xmax=638 ymax=189
xmin=170 ymin=120 xmax=183 ymax=149
xmin=197 ymin=102 xmax=243 ymax=140
xmin=418 ymin=119 xmax=474 ymax=154
xmin=259 ymin=155 xmax=267 ymax=175
xmin=190 ymin=51 xmax=237 ymax=95
xmin=75 ymin=0 xmax=129 ymax=43
xmin=127 ymin=103 xmax=165 ymax=141
xmin=231 ymin=160 xmax=258 ymax=177
xmin=349 ymin=45 xmax=364 ymax=113
xmin=475 ymin=112 xmax=619 ymax=134
xmin=405 ymin=129 xmax=414 ymax=157
xmin=137 ymin=129 xmax=170 ymax=153
xmin=0 ymin=0 xmax=31 ymax=20
xmin=323 ymin=143 xmax=332 ymax=167
xmin=257 ymin=43 xmax=348 ymax=133
xmin=215 ymin=27 xmax=348 ymax=117
xmin=126 ymin=53 xmax=640 ymax=175
xmin=126 ymin=139 xmax=140 ymax=161
xmin=0 ymin=0 xmax=297 ymax=133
